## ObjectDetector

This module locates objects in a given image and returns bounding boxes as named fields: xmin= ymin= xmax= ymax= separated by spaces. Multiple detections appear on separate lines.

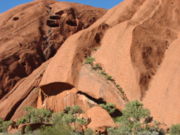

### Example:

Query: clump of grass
xmin=92 ymin=64 xmax=102 ymax=71
xmin=84 ymin=56 xmax=95 ymax=65
xmin=100 ymin=71 xmax=114 ymax=82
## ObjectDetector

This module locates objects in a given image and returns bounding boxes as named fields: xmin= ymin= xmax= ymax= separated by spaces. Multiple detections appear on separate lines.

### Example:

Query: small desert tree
xmin=17 ymin=107 xmax=52 ymax=125
xmin=108 ymin=101 xmax=163 ymax=135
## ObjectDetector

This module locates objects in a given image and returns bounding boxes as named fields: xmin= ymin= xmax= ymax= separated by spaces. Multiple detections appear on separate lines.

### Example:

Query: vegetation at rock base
xmin=169 ymin=124 xmax=180 ymax=135
xmin=16 ymin=107 xmax=52 ymax=125
xmin=0 ymin=101 xmax=179 ymax=135
xmin=0 ymin=118 xmax=13 ymax=133
xmin=0 ymin=106 xmax=90 ymax=135
xmin=108 ymin=101 xmax=164 ymax=135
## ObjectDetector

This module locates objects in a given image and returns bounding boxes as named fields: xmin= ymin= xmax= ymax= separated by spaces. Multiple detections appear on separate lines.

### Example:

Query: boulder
xmin=86 ymin=106 xmax=115 ymax=131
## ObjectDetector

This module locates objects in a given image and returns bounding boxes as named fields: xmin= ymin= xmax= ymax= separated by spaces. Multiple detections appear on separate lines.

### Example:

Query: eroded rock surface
xmin=39 ymin=0 xmax=180 ymax=125
xmin=0 ymin=0 xmax=180 ymax=126
xmin=0 ymin=0 xmax=106 ymax=97
xmin=86 ymin=106 xmax=115 ymax=131
xmin=0 ymin=61 xmax=49 ymax=120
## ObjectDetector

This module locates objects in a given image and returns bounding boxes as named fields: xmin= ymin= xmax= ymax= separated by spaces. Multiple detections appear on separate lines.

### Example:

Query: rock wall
xmin=0 ymin=0 xmax=180 ymax=126
xmin=0 ymin=0 xmax=106 ymax=97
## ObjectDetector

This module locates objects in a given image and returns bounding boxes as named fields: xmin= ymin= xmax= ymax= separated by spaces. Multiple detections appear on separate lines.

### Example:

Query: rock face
xmin=0 ymin=0 xmax=180 ymax=126
xmin=37 ymin=88 xmax=96 ymax=112
xmin=0 ymin=0 xmax=106 ymax=97
xmin=0 ymin=61 xmax=49 ymax=120
xmin=39 ymin=0 xmax=180 ymax=125
xmin=0 ymin=0 xmax=105 ymax=120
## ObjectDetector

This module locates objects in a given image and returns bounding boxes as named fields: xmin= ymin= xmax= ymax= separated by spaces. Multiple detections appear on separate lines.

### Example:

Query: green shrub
xmin=100 ymin=103 xmax=116 ymax=114
xmin=92 ymin=64 xmax=102 ymax=71
xmin=15 ymin=106 xmax=85 ymax=134
xmin=17 ymin=107 xmax=52 ymax=125
xmin=84 ymin=57 xmax=95 ymax=65
xmin=64 ymin=105 xmax=82 ymax=114
xmin=1 ymin=103 xmax=168 ymax=135
xmin=120 ymin=100 xmax=150 ymax=122
xmin=38 ymin=124 xmax=74 ymax=135
xmin=108 ymin=126 xmax=132 ymax=135
xmin=106 ymin=75 xmax=114 ymax=81
xmin=170 ymin=124 xmax=180 ymax=135
xmin=76 ymin=118 xmax=88 ymax=126
xmin=52 ymin=106 xmax=85 ymax=125
xmin=100 ymin=71 xmax=114 ymax=82
xmin=61 ymin=113 xmax=76 ymax=124
xmin=0 ymin=118 xmax=13 ymax=133
xmin=24 ymin=125 xmax=33 ymax=133
xmin=84 ymin=128 xmax=94 ymax=135
xmin=100 ymin=70 xmax=107 ymax=76
xmin=51 ymin=112 xmax=64 ymax=125
xmin=113 ymin=101 xmax=163 ymax=135
xmin=52 ymin=112 xmax=76 ymax=125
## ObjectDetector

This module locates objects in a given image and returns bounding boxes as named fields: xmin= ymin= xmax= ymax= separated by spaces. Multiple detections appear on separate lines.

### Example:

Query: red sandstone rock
xmin=77 ymin=65 xmax=125 ymax=110
xmin=86 ymin=106 xmax=115 ymax=131
xmin=0 ymin=0 xmax=180 ymax=126
xmin=38 ymin=0 xmax=180 ymax=125
xmin=0 ymin=61 xmax=49 ymax=120
xmin=37 ymin=88 xmax=95 ymax=112
xmin=0 ymin=0 xmax=106 ymax=97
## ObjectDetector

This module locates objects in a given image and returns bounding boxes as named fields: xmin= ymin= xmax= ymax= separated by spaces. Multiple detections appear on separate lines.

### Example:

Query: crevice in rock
xmin=131 ymin=21 xmax=177 ymax=99
xmin=77 ymin=91 xmax=105 ymax=104
xmin=71 ymin=23 xmax=110 ymax=85
xmin=49 ymin=15 xmax=60 ymax=20
xmin=77 ymin=91 xmax=122 ymax=118
xmin=47 ymin=20 xmax=60 ymax=27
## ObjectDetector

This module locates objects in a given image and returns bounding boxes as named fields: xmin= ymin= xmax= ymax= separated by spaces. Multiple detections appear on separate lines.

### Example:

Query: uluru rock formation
xmin=0 ymin=0 xmax=105 ymax=97
xmin=0 ymin=0 xmax=180 ymax=128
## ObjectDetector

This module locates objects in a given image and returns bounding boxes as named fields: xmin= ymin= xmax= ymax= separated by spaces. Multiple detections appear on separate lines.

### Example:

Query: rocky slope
xmin=0 ymin=0 xmax=180 ymax=127
xmin=0 ymin=0 xmax=106 ymax=97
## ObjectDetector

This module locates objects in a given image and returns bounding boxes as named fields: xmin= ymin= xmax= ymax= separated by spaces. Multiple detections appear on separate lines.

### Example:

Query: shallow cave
xmin=47 ymin=20 xmax=59 ymax=27
xmin=77 ymin=91 xmax=122 ymax=118
xmin=12 ymin=17 xmax=19 ymax=21
xmin=66 ymin=20 xmax=77 ymax=26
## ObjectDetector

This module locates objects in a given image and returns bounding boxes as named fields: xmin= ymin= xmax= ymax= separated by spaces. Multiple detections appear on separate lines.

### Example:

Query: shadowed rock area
xmin=0 ymin=0 xmax=180 ymax=127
